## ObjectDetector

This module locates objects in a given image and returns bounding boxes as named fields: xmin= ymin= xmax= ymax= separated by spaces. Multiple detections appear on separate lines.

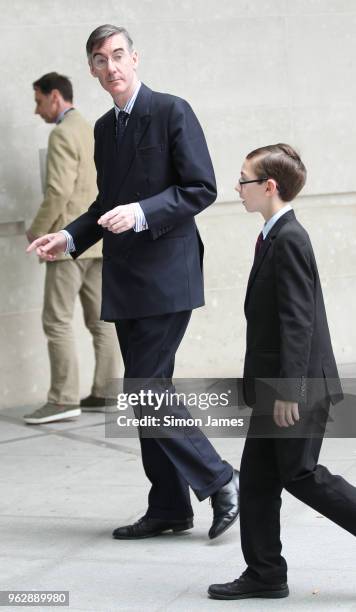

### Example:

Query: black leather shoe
xmin=208 ymin=469 xmax=239 ymax=539
xmin=208 ymin=572 xmax=289 ymax=600
xmin=112 ymin=516 xmax=194 ymax=539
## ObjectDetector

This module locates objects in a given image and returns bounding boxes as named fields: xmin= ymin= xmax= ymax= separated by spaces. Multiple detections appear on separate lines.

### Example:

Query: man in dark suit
xmin=209 ymin=144 xmax=356 ymax=600
xmin=27 ymin=24 xmax=239 ymax=540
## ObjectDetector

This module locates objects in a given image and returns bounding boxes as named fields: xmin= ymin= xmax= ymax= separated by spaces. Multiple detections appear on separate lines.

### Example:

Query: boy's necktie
xmin=254 ymin=231 xmax=264 ymax=257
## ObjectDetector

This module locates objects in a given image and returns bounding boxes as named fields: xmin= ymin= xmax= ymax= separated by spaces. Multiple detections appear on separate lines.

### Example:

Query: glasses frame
xmin=91 ymin=52 xmax=126 ymax=71
xmin=239 ymin=177 xmax=269 ymax=187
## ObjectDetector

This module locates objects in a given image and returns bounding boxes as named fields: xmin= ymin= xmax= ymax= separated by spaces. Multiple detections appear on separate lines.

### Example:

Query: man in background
xmin=25 ymin=72 xmax=120 ymax=425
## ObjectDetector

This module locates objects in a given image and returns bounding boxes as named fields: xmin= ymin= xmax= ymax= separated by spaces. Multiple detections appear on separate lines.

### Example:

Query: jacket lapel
xmin=244 ymin=210 xmax=296 ymax=311
xmin=108 ymin=107 xmax=117 ymax=147
xmin=114 ymin=83 xmax=152 ymax=197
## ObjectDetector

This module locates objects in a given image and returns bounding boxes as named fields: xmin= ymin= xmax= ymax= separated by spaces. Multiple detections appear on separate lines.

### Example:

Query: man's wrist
xmin=59 ymin=230 xmax=76 ymax=255
xmin=132 ymin=202 xmax=148 ymax=232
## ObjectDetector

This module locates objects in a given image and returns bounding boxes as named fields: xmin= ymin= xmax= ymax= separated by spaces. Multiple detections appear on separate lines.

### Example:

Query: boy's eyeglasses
xmin=239 ymin=177 xmax=268 ymax=186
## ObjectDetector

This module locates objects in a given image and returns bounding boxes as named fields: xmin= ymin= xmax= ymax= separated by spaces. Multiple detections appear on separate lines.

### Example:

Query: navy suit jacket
xmin=65 ymin=83 xmax=217 ymax=320
xmin=243 ymin=210 xmax=343 ymax=408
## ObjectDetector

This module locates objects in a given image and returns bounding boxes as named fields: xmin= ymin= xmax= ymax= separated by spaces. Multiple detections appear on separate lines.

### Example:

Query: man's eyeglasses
xmin=92 ymin=52 xmax=124 ymax=71
xmin=238 ymin=177 xmax=268 ymax=187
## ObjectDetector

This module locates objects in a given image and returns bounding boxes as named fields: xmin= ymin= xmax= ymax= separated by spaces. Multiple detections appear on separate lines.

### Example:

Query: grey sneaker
xmin=80 ymin=394 xmax=118 ymax=413
xmin=24 ymin=403 xmax=81 ymax=425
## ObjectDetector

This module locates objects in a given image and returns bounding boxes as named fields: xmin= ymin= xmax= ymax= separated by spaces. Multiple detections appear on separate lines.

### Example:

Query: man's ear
xmin=132 ymin=50 xmax=139 ymax=71
xmin=88 ymin=60 xmax=97 ymax=78
xmin=51 ymin=89 xmax=62 ymax=104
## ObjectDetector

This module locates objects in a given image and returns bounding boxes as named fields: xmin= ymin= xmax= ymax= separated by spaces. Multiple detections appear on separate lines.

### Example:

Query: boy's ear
xmin=266 ymin=178 xmax=278 ymax=196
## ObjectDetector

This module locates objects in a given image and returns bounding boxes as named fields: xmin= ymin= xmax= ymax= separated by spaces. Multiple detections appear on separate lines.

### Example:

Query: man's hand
xmin=26 ymin=229 xmax=37 ymax=244
xmin=273 ymin=400 xmax=300 ymax=427
xmin=26 ymin=232 xmax=67 ymax=261
xmin=98 ymin=204 xmax=135 ymax=234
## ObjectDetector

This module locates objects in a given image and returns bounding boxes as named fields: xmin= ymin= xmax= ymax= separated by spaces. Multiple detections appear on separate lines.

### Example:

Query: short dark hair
xmin=246 ymin=143 xmax=307 ymax=202
xmin=86 ymin=24 xmax=134 ymax=58
xmin=33 ymin=72 xmax=73 ymax=103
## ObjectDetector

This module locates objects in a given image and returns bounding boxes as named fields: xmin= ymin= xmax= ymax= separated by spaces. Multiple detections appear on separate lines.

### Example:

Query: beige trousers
xmin=42 ymin=259 xmax=120 ymax=405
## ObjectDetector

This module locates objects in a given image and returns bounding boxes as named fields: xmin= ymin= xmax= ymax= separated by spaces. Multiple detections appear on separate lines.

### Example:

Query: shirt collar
xmin=114 ymin=81 xmax=142 ymax=119
xmin=56 ymin=107 xmax=74 ymax=124
xmin=262 ymin=204 xmax=292 ymax=240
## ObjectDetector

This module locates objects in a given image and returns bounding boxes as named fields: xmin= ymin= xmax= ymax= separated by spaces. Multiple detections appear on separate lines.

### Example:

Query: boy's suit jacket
xmin=65 ymin=83 xmax=216 ymax=320
xmin=243 ymin=209 xmax=343 ymax=408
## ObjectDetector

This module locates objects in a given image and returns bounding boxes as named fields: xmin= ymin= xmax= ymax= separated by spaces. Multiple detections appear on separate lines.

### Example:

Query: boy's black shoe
xmin=208 ymin=572 xmax=289 ymax=600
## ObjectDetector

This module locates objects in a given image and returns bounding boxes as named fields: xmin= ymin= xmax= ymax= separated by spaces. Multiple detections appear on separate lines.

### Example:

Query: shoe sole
xmin=113 ymin=520 xmax=194 ymax=539
xmin=209 ymin=510 xmax=239 ymax=540
xmin=208 ymin=587 xmax=289 ymax=600
xmin=81 ymin=406 xmax=118 ymax=413
xmin=24 ymin=408 xmax=81 ymax=424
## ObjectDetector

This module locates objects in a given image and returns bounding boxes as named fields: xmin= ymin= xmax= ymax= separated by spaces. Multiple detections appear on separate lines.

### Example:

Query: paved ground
xmin=1 ymin=375 xmax=355 ymax=611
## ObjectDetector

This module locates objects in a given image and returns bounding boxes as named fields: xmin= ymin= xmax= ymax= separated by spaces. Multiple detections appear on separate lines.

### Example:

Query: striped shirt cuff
xmin=133 ymin=202 xmax=148 ymax=232
xmin=59 ymin=229 xmax=76 ymax=255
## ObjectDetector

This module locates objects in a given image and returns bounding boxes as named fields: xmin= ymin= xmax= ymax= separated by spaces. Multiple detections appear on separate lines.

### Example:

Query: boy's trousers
xmin=240 ymin=398 xmax=356 ymax=584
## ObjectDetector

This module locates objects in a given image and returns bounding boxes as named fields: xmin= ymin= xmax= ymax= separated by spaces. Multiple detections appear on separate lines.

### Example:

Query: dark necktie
xmin=254 ymin=231 xmax=264 ymax=257
xmin=116 ymin=110 xmax=129 ymax=148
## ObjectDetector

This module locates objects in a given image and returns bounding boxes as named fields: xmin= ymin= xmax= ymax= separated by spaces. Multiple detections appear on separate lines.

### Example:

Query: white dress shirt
xmin=61 ymin=81 xmax=147 ymax=254
xmin=262 ymin=204 xmax=292 ymax=240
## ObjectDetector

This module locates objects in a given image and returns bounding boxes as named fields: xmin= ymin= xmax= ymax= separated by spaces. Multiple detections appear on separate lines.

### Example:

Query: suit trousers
xmin=115 ymin=311 xmax=232 ymax=520
xmin=240 ymin=401 xmax=356 ymax=584
xmin=42 ymin=259 xmax=121 ymax=404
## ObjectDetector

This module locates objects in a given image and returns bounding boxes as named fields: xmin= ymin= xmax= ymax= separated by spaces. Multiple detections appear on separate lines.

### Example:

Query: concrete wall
xmin=1 ymin=1 xmax=356 ymax=407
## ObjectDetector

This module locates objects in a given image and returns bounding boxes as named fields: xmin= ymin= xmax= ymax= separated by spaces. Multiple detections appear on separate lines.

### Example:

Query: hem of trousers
xmin=245 ymin=566 xmax=288 ymax=585
xmin=194 ymin=462 xmax=233 ymax=501
xmin=145 ymin=508 xmax=194 ymax=520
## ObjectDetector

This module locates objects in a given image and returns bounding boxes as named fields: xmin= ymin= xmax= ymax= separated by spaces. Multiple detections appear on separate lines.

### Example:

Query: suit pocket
xmin=137 ymin=144 xmax=165 ymax=155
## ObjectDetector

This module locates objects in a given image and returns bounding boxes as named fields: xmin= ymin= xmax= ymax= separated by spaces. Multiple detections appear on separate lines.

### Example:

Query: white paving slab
xmin=1 ymin=403 xmax=355 ymax=611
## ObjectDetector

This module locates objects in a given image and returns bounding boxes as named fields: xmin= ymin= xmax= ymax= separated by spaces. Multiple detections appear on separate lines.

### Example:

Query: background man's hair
xmin=246 ymin=143 xmax=307 ymax=201
xmin=33 ymin=72 xmax=73 ymax=103
xmin=86 ymin=25 xmax=134 ymax=58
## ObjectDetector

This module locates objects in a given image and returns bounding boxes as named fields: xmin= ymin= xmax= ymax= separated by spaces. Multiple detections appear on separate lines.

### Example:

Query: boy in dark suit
xmin=209 ymin=143 xmax=356 ymax=600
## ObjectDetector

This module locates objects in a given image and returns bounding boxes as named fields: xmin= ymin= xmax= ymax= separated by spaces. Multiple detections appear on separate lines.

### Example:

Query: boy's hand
xmin=26 ymin=232 xmax=67 ymax=261
xmin=273 ymin=400 xmax=299 ymax=427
